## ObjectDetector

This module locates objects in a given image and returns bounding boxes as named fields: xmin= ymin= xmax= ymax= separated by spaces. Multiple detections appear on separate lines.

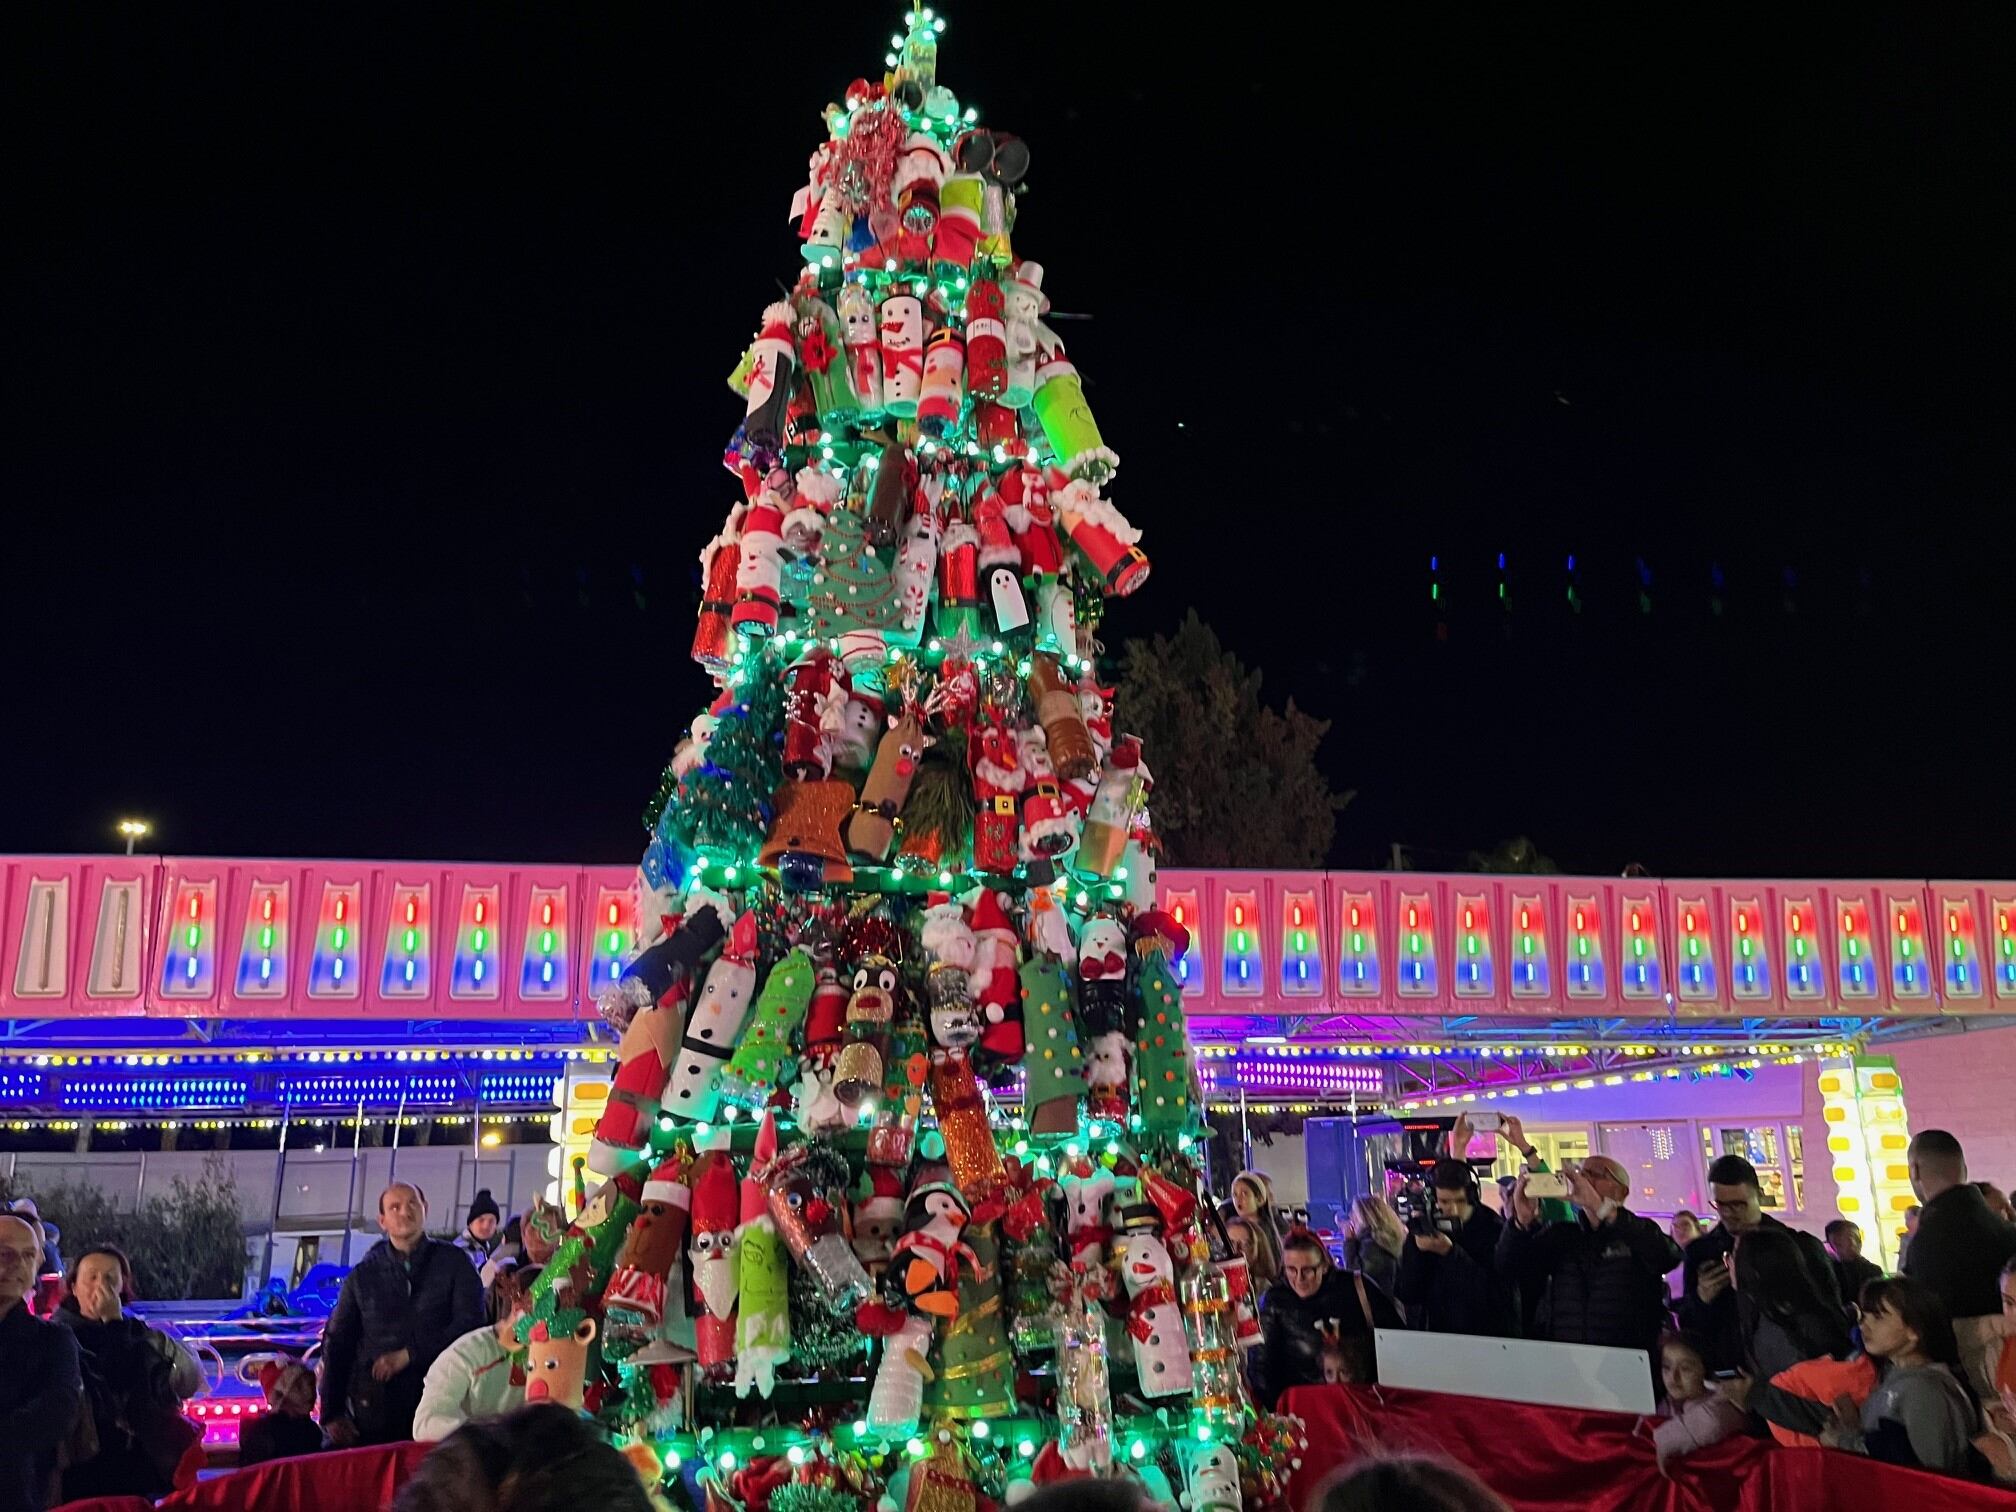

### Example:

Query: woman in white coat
xmin=411 ymin=1266 xmax=540 ymax=1442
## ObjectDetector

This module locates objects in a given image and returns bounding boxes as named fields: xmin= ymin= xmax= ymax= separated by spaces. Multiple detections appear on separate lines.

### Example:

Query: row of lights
xmin=1 ymin=1112 xmax=553 ymax=1133
xmin=1397 ymin=1058 xmax=1769 ymax=1111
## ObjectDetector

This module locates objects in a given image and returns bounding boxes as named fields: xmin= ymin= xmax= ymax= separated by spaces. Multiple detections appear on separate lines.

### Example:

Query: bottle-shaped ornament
xmin=1056 ymin=1281 xmax=1115 ymax=1472
xmin=1031 ymin=326 xmax=1116 ymax=484
xmin=741 ymin=302 xmax=798 ymax=452
xmin=691 ymin=505 xmax=744 ymax=672
xmin=1179 ymin=1258 xmax=1248 ymax=1430
xmin=796 ymin=295 xmax=861 ymax=431
xmin=833 ymin=955 xmax=899 ymax=1106
xmin=935 ymin=172 xmax=984 ymax=277
xmin=916 ymin=327 xmax=966 ymax=439
xmin=879 ymin=293 xmax=925 ymax=417
xmin=1001 ymin=262 xmax=1046 ymax=407
xmin=840 ymin=282 xmax=883 ymax=415
xmin=781 ymin=650 xmax=843 ymax=780
xmin=1074 ymin=735 xmax=1146 ymax=879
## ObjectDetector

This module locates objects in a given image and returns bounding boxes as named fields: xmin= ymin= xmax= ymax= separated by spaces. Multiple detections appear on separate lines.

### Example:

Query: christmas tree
xmin=519 ymin=13 xmax=1307 ymax=1512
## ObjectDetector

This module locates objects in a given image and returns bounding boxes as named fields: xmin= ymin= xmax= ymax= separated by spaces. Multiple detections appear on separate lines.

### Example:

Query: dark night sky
xmin=8 ymin=5 xmax=2014 ymax=878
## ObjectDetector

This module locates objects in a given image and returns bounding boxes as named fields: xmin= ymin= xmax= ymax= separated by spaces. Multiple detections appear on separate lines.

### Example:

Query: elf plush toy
xmin=1114 ymin=1203 xmax=1193 ymax=1399
xmin=603 ymin=1153 xmax=692 ymax=1355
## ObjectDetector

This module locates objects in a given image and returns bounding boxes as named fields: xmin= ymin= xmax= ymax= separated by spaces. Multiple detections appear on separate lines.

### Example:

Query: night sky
xmin=9 ymin=5 xmax=2013 ymax=878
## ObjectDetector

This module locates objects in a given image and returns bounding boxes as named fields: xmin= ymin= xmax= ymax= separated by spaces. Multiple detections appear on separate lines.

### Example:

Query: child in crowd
xmin=238 ymin=1358 xmax=325 ymax=1466
xmin=1651 ymin=1334 xmax=1748 ymax=1467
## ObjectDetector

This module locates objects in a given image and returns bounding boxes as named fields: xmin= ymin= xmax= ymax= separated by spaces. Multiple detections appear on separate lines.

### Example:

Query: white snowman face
xmin=1005 ymin=282 xmax=1039 ymax=326
xmin=697 ymin=961 xmax=751 ymax=1020
xmin=880 ymin=297 xmax=922 ymax=350
xmin=1080 ymin=918 xmax=1127 ymax=960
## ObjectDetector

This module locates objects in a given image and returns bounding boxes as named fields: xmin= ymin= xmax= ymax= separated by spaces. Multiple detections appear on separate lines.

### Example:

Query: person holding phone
xmin=1496 ymin=1154 xmax=1681 ymax=1375
xmin=1679 ymin=1155 xmax=1840 ymax=1374
xmin=1395 ymin=1160 xmax=1515 ymax=1337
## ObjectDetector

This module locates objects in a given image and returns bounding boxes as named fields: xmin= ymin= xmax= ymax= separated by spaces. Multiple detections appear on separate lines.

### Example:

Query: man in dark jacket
xmin=1395 ymin=1159 xmax=1514 ymax=1337
xmin=1678 ymin=1154 xmax=1840 ymax=1372
xmin=1497 ymin=1155 xmax=1680 ymax=1370
xmin=1826 ymin=1220 xmax=1884 ymax=1304
xmin=0 ymin=1213 xmax=82 ymax=1512
xmin=321 ymin=1183 xmax=485 ymax=1446
xmin=1252 ymin=1232 xmax=1403 ymax=1407
xmin=1904 ymin=1130 xmax=2016 ymax=1322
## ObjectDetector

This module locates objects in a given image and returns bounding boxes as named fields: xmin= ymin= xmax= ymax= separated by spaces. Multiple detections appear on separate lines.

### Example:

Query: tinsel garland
xmin=768 ymin=1488 xmax=859 ymax=1512
xmin=895 ymin=729 xmax=974 ymax=867
xmin=786 ymin=1137 xmax=869 ymax=1371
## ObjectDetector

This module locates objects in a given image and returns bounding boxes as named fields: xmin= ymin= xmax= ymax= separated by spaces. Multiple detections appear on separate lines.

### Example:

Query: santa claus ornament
xmin=968 ymin=713 xmax=1022 ymax=876
xmin=687 ymin=1139 xmax=740 ymax=1377
xmin=602 ymin=1154 xmax=692 ymax=1357
xmin=967 ymin=888 xmax=1024 ymax=1062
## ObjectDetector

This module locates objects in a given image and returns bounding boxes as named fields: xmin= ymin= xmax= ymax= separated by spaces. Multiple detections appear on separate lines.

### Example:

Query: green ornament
xmin=716 ymin=947 xmax=816 ymax=1108
xmin=1132 ymin=948 xmax=1194 ymax=1138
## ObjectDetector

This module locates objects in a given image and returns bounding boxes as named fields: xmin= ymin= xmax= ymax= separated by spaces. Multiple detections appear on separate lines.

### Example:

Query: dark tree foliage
xmin=1115 ymin=610 xmax=1346 ymax=869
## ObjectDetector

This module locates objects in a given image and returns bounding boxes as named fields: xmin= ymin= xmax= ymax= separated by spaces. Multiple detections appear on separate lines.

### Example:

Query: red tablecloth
xmin=1281 ymin=1384 xmax=2016 ymax=1512
xmin=47 ymin=1442 xmax=435 ymax=1512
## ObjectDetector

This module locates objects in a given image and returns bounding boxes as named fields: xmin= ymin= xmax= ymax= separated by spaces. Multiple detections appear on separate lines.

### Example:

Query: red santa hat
xmin=968 ymin=889 xmax=1018 ymax=948
xmin=859 ymin=1164 xmax=906 ymax=1222
xmin=721 ymin=911 xmax=759 ymax=968
xmin=1131 ymin=906 xmax=1191 ymax=960
xmin=1005 ymin=1441 xmax=1087 ymax=1504
xmin=642 ymin=1154 xmax=690 ymax=1208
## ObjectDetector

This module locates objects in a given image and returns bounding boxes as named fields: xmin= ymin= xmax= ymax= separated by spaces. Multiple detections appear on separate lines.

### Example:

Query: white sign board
xmin=1374 ymin=1328 xmax=1656 ymax=1416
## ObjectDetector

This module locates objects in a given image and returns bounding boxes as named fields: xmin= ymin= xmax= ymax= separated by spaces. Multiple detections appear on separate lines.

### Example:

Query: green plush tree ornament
xmin=1132 ymin=923 xmax=1197 ymax=1139
xmin=714 ymin=946 xmax=815 ymax=1109
xmin=1020 ymin=956 xmax=1087 ymax=1136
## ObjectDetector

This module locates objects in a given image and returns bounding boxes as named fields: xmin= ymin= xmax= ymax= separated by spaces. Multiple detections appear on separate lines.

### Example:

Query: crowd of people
xmin=1235 ymin=1118 xmax=2016 ymax=1489
xmin=0 ymin=1183 xmax=534 ymax=1512
xmin=12 ymin=1128 xmax=2016 ymax=1509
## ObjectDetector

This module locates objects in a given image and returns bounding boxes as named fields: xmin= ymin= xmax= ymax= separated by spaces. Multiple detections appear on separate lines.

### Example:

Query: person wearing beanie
xmin=455 ymin=1190 xmax=503 ymax=1267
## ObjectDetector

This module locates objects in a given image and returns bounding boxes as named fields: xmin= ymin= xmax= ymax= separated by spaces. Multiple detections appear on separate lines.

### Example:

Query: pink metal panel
xmin=1988 ymin=888 xmax=2016 ymax=1006
xmin=1270 ymin=872 xmax=1327 ymax=999
xmin=1723 ymin=886 xmax=1780 ymax=1012
xmin=1447 ymin=883 xmax=1502 ymax=1008
xmin=1616 ymin=886 xmax=1667 ymax=1010
xmin=1558 ymin=881 xmax=1618 ymax=1012
xmin=1 ymin=857 xmax=156 ymax=1019
xmin=1776 ymin=884 xmax=1830 ymax=1009
xmin=581 ymin=866 xmax=641 ymax=1008
xmin=1664 ymin=884 xmax=1726 ymax=1015
xmin=1880 ymin=885 xmax=1938 ymax=1012
xmin=1330 ymin=874 xmax=1385 ymax=1003
xmin=1500 ymin=882 xmax=1558 ymax=1015
xmin=1821 ymin=884 xmax=1886 ymax=1010
xmin=1390 ymin=878 xmax=1449 ymax=1012
xmin=507 ymin=866 xmax=582 ymax=1016
xmin=1929 ymin=883 xmax=1991 ymax=1011
xmin=1155 ymin=872 xmax=1207 ymax=999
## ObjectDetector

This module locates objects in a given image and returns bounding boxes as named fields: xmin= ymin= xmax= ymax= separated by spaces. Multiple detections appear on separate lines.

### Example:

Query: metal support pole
xmin=341 ymin=1096 xmax=365 ymax=1268
xmin=261 ymin=1091 xmax=293 ymax=1286
xmin=1239 ymin=1083 xmax=1252 ymax=1172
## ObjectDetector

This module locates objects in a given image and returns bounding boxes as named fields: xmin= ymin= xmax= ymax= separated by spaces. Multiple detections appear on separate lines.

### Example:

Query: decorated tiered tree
xmin=520 ymin=13 xmax=1306 ymax=1512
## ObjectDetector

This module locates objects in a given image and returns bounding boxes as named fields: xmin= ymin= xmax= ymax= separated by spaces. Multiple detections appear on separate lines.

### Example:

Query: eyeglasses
xmin=1283 ymin=1263 xmax=1326 ymax=1280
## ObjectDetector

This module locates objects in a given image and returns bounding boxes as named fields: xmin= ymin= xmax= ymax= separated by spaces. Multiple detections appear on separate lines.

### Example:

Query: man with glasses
xmin=1498 ymin=1155 xmax=1681 ymax=1375
xmin=1252 ymin=1230 xmax=1402 ymax=1407
xmin=0 ymin=1212 xmax=82 ymax=1512
xmin=1677 ymin=1154 xmax=1838 ymax=1374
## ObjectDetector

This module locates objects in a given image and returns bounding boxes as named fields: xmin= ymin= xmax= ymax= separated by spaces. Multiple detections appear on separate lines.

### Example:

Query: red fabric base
xmin=1281 ymin=1384 xmax=2016 ymax=1512
xmin=46 ymin=1442 xmax=436 ymax=1512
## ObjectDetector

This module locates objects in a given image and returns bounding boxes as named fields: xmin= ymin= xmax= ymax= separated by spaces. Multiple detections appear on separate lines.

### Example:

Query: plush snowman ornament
xmin=1114 ymin=1203 xmax=1193 ymax=1399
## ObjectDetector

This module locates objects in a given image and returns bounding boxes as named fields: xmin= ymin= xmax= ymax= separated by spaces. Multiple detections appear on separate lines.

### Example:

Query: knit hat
xmin=468 ymin=1189 xmax=500 ymax=1224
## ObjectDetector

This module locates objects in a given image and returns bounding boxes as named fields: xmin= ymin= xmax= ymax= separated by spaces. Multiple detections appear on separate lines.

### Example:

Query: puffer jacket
xmin=319 ymin=1238 xmax=485 ymax=1433
xmin=1497 ymin=1206 xmax=1680 ymax=1357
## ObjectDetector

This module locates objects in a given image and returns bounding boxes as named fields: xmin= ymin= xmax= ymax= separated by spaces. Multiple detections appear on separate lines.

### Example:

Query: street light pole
xmin=117 ymin=818 xmax=152 ymax=855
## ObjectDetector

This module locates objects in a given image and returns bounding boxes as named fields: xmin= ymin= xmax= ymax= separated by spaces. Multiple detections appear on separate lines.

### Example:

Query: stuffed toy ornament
xmin=1059 ymin=1161 xmax=1116 ymax=1281
xmin=846 ymin=709 xmax=933 ymax=862
xmin=1131 ymin=908 xmax=1197 ymax=1137
xmin=1014 ymin=726 xmax=1075 ymax=860
xmin=963 ymin=277 xmax=1008 ymax=399
xmin=888 ymin=1180 xmax=980 ymax=1320
xmin=894 ymin=499 xmax=941 ymax=645
xmin=834 ymin=954 xmax=900 ymax=1106
xmin=921 ymin=898 xmax=982 ymax=1050
xmin=1075 ymin=913 xmax=1129 ymax=1035
xmin=795 ymin=294 xmax=860 ymax=430
xmin=715 ymin=946 xmax=815 ymax=1109
xmin=1001 ymin=261 xmax=1045 ymax=408
xmin=603 ymin=1154 xmax=693 ymax=1353
xmin=761 ymin=779 xmax=858 ymax=892
xmin=692 ymin=505 xmax=744 ymax=672
xmin=688 ymin=1139 xmax=740 ymax=1376
xmin=587 ymin=998 xmax=683 ymax=1177
xmin=853 ymin=1164 xmax=909 ymax=1272
xmin=1182 ymin=1443 xmax=1243 ymax=1512
xmin=733 ymin=489 xmax=787 ymax=638
xmin=1114 ymin=1204 xmax=1193 ymax=1399
xmin=734 ymin=1115 xmax=790 ymax=1400
xmin=917 ymin=328 xmax=965 ymax=439
xmin=1075 ymin=735 xmax=1146 ymax=880
xmin=600 ymin=889 xmax=733 ymax=1026
xmin=967 ymin=889 xmax=1024 ymax=1061
xmin=660 ymin=912 xmax=759 ymax=1123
